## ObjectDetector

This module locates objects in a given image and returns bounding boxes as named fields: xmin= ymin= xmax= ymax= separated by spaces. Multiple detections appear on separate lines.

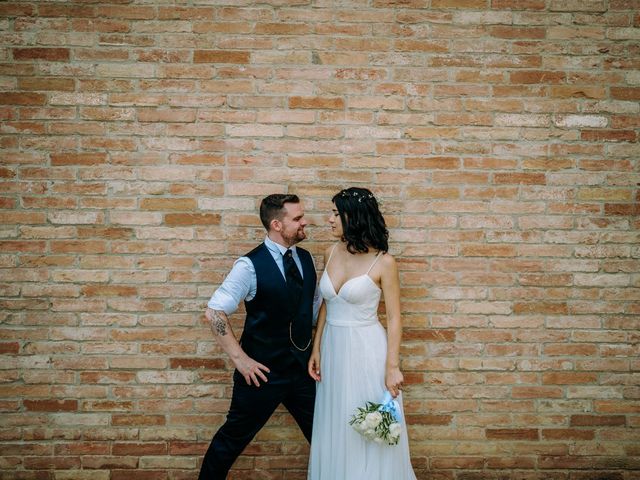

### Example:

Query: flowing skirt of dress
xmin=308 ymin=272 xmax=416 ymax=480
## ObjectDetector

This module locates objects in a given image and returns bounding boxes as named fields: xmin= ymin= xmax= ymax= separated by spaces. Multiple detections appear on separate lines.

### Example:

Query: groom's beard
xmin=284 ymin=227 xmax=306 ymax=246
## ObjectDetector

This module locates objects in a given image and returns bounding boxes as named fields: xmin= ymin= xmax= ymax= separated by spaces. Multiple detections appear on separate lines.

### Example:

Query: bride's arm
xmin=308 ymin=300 xmax=326 ymax=381
xmin=308 ymin=244 xmax=333 ymax=382
xmin=380 ymin=254 xmax=404 ymax=398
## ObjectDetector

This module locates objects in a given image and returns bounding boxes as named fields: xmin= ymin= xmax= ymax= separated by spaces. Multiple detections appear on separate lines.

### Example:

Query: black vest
xmin=241 ymin=243 xmax=316 ymax=371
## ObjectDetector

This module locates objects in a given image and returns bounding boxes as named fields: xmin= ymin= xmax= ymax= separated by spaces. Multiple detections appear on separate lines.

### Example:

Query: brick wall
xmin=1 ymin=1 xmax=639 ymax=479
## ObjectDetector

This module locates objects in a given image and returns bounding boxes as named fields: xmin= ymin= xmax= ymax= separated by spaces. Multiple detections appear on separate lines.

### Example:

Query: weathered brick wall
xmin=1 ymin=1 xmax=639 ymax=479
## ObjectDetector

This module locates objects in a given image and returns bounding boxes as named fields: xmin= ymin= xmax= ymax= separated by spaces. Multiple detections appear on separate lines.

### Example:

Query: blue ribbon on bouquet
xmin=378 ymin=390 xmax=402 ymax=421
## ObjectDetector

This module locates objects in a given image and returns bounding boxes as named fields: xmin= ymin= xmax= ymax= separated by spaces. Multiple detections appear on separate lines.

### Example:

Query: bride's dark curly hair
xmin=332 ymin=187 xmax=389 ymax=254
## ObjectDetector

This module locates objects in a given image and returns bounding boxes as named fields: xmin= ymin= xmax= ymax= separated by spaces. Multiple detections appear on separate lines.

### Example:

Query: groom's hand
xmin=235 ymin=354 xmax=270 ymax=387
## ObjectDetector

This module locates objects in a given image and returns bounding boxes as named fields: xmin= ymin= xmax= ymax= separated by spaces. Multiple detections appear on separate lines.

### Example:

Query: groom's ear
xmin=270 ymin=218 xmax=282 ymax=232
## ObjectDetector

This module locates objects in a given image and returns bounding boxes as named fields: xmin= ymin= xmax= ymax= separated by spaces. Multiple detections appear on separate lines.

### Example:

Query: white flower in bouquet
xmin=364 ymin=411 xmax=382 ymax=429
xmin=389 ymin=422 xmax=402 ymax=443
xmin=352 ymin=421 xmax=366 ymax=433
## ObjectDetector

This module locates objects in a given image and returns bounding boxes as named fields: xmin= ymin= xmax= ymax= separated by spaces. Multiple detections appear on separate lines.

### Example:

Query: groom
xmin=199 ymin=194 xmax=318 ymax=479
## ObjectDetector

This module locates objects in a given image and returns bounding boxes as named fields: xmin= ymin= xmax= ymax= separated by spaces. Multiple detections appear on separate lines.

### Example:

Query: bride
xmin=307 ymin=187 xmax=416 ymax=480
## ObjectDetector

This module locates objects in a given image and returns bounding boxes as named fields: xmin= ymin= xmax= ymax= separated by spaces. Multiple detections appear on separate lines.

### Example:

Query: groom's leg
xmin=199 ymin=371 xmax=284 ymax=480
xmin=282 ymin=367 xmax=316 ymax=442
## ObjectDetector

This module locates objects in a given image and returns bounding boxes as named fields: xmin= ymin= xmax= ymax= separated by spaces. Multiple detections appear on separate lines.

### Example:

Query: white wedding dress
xmin=308 ymin=250 xmax=416 ymax=480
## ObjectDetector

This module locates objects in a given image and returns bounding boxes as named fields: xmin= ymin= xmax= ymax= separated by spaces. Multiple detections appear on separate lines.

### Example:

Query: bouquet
xmin=349 ymin=391 xmax=402 ymax=445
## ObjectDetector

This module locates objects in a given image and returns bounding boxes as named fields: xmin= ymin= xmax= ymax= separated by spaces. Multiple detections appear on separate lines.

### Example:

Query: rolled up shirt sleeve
xmin=207 ymin=257 xmax=256 ymax=316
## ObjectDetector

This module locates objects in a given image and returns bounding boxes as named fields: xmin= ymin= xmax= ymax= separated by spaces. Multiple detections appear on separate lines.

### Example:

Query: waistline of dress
xmin=326 ymin=318 xmax=379 ymax=328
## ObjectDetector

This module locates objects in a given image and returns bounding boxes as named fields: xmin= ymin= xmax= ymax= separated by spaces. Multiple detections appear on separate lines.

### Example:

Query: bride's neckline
xmin=323 ymin=243 xmax=383 ymax=295
xmin=324 ymin=270 xmax=379 ymax=297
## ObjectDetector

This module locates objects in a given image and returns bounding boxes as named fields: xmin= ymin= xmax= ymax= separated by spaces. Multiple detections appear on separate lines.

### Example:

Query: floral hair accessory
xmin=340 ymin=190 xmax=374 ymax=203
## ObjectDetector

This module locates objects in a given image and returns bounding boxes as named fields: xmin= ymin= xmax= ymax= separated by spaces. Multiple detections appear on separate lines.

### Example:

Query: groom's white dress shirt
xmin=208 ymin=236 xmax=321 ymax=322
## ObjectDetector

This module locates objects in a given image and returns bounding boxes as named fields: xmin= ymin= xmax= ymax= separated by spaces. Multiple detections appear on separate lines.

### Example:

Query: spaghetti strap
xmin=326 ymin=243 xmax=338 ymax=269
xmin=366 ymin=251 xmax=383 ymax=275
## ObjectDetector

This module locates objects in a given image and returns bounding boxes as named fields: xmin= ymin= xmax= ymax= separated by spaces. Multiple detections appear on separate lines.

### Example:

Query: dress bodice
xmin=319 ymin=259 xmax=382 ymax=328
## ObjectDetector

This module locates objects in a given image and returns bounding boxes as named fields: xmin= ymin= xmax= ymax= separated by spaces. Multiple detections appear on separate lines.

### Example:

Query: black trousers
xmin=198 ymin=363 xmax=315 ymax=480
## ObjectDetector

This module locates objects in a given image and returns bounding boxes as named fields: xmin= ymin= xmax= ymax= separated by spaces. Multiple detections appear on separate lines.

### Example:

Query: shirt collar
xmin=264 ymin=235 xmax=295 ymax=256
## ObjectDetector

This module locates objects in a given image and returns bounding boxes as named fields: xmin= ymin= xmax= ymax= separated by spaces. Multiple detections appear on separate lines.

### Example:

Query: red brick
xmin=254 ymin=23 xmax=313 ymax=35
xmin=111 ymin=472 xmax=167 ymax=480
xmin=510 ymin=71 xmax=566 ymax=84
xmin=513 ymin=302 xmax=568 ymax=314
xmin=549 ymin=85 xmax=607 ymax=99
xmin=570 ymin=415 xmax=626 ymax=426
xmin=0 ymin=3 xmax=36 ymax=16
xmin=81 ymin=286 xmax=138 ymax=297
xmin=194 ymin=50 xmax=250 ymax=63
xmin=138 ymin=109 xmax=197 ymax=123
xmin=55 ymin=443 xmax=110 ymax=456
xmin=547 ymin=340 xmax=601 ymax=355
xmin=0 ymin=93 xmax=47 ymax=105
xmin=0 ymin=342 xmax=20 ymax=354
xmin=18 ymin=78 xmax=76 ymax=91
xmin=461 ymin=245 xmax=516 ymax=257
xmin=164 ymin=213 xmax=221 ymax=226
xmin=610 ymin=87 xmax=640 ymax=100
xmin=23 ymin=456 xmax=81 ymax=469
xmin=140 ymin=198 xmax=196 ymax=211
xmin=0 ymin=167 xmax=16 ymax=178
xmin=490 ymin=26 xmax=546 ymax=38
xmin=38 ymin=4 xmax=96 ymax=17
xmin=395 ymin=40 xmax=449 ymax=53
xmin=406 ymin=414 xmax=452 ymax=425
xmin=605 ymin=204 xmax=640 ymax=216
xmin=0 ymin=241 xmax=47 ymax=253
xmin=169 ymin=358 xmax=226 ymax=369
xmin=77 ymin=227 xmax=134 ymax=239
xmin=542 ymin=429 xmax=595 ymax=440
xmin=581 ymin=130 xmax=636 ymax=142
xmin=24 ymin=399 xmax=78 ymax=412
xmin=611 ymin=115 xmax=640 ymax=128
xmin=50 ymin=241 xmax=108 ymax=254
xmin=288 ymin=96 xmax=345 ymax=110
xmin=13 ymin=48 xmax=70 ymax=61
xmin=494 ymin=173 xmax=546 ymax=185
xmin=112 ymin=415 xmax=166 ymax=426
xmin=169 ymin=441 xmax=208 ymax=455
xmin=431 ymin=0 xmax=488 ymax=7
xmin=542 ymin=372 xmax=598 ymax=384
xmin=491 ymin=0 xmax=546 ymax=9
xmin=403 ymin=330 xmax=456 ymax=341
xmin=405 ymin=157 xmax=459 ymax=169
xmin=512 ymin=387 xmax=563 ymax=398
xmin=112 ymin=442 xmax=168 ymax=455
xmin=96 ymin=5 xmax=156 ymax=19
xmin=50 ymin=153 xmax=109 ymax=166
xmin=486 ymin=428 xmax=539 ymax=440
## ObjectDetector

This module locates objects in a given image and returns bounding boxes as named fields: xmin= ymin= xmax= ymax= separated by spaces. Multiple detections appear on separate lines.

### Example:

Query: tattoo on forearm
xmin=210 ymin=310 xmax=228 ymax=336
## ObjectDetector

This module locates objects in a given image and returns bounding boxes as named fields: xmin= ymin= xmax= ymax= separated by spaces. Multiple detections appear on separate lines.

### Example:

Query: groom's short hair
xmin=260 ymin=194 xmax=300 ymax=231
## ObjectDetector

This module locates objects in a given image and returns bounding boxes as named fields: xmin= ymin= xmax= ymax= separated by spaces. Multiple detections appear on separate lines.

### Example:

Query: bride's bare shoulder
xmin=323 ymin=243 xmax=338 ymax=262
xmin=379 ymin=251 xmax=397 ymax=270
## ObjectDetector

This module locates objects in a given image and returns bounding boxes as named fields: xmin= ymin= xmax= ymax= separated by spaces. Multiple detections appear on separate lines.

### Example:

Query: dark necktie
xmin=283 ymin=249 xmax=310 ymax=351
xmin=283 ymin=249 xmax=303 ymax=301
